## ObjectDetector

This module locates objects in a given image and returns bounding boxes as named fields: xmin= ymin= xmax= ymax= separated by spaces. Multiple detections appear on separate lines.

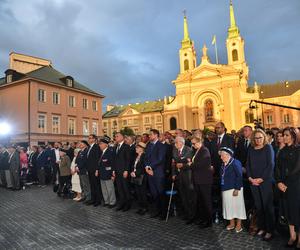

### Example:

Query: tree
xmin=120 ymin=127 xmax=135 ymax=136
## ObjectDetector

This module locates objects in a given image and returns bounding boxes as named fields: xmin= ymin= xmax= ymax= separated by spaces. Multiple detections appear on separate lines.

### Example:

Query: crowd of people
xmin=0 ymin=123 xmax=300 ymax=248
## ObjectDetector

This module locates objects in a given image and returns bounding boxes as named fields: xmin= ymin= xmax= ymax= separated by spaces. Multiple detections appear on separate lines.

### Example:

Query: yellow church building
xmin=103 ymin=1 xmax=300 ymax=137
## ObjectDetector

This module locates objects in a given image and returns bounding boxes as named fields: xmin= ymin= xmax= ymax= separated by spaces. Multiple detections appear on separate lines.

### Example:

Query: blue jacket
xmin=220 ymin=158 xmax=243 ymax=191
xmin=98 ymin=147 xmax=114 ymax=180
xmin=145 ymin=141 xmax=166 ymax=178
xmin=75 ymin=148 xmax=88 ymax=175
xmin=36 ymin=151 xmax=48 ymax=170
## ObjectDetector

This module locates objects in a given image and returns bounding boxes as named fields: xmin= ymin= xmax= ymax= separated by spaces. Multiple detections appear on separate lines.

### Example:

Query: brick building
xmin=0 ymin=52 xmax=104 ymax=146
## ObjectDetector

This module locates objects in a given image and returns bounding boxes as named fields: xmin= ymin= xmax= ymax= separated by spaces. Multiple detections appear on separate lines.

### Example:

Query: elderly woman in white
xmin=71 ymin=148 xmax=82 ymax=201
xmin=219 ymin=147 xmax=246 ymax=233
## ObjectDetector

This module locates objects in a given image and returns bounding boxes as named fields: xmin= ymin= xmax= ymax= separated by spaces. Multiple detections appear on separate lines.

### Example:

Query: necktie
xmin=178 ymin=149 xmax=182 ymax=157
xmin=244 ymin=139 xmax=248 ymax=149
xmin=116 ymin=144 xmax=120 ymax=154
xmin=217 ymin=137 xmax=221 ymax=148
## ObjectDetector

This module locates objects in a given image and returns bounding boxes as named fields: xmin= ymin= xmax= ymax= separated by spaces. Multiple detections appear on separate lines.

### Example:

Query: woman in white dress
xmin=71 ymin=148 xmax=82 ymax=201
xmin=219 ymin=147 xmax=246 ymax=233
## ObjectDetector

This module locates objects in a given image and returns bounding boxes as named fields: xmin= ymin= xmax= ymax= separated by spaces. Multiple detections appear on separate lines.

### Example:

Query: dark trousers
xmin=10 ymin=169 xmax=20 ymax=190
xmin=148 ymin=175 xmax=165 ymax=214
xmin=135 ymin=179 xmax=148 ymax=209
xmin=52 ymin=163 xmax=59 ymax=184
xmin=250 ymin=181 xmax=275 ymax=233
xmin=195 ymin=184 xmax=212 ymax=223
xmin=88 ymin=171 xmax=101 ymax=203
xmin=178 ymin=170 xmax=197 ymax=219
xmin=79 ymin=174 xmax=91 ymax=201
xmin=37 ymin=168 xmax=46 ymax=185
xmin=116 ymin=175 xmax=131 ymax=207
xmin=58 ymin=175 xmax=71 ymax=194
xmin=0 ymin=170 xmax=7 ymax=187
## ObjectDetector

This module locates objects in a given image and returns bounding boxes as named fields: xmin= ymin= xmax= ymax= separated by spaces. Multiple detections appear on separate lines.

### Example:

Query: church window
xmin=204 ymin=99 xmax=214 ymax=122
xmin=170 ymin=117 xmax=177 ymax=130
xmin=184 ymin=59 xmax=189 ymax=71
xmin=245 ymin=109 xmax=254 ymax=123
xmin=283 ymin=114 xmax=290 ymax=123
xmin=232 ymin=49 xmax=238 ymax=61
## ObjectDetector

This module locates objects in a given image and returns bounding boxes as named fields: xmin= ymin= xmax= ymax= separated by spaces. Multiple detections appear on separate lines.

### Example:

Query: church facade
xmin=103 ymin=1 xmax=300 ymax=137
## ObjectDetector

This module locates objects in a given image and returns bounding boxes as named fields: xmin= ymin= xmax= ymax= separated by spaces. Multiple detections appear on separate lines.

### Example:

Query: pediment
xmin=120 ymin=107 xmax=140 ymax=116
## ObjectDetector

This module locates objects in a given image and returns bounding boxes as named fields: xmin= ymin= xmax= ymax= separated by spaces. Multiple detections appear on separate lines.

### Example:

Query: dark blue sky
xmin=0 ymin=0 xmax=299 ymax=107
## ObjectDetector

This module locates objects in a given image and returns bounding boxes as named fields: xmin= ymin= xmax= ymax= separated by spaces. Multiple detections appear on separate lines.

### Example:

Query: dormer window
xmin=6 ymin=74 xmax=12 ymax=83
xmin=64 ymin=76 xmax=74 ymax=87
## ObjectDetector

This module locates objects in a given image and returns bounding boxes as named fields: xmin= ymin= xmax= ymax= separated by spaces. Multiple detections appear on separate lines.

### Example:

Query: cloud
xmin=0 ymin=0 xmax=299 ymax=107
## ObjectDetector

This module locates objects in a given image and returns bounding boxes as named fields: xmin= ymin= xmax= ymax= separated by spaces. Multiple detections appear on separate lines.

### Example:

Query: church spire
xmin=181 ymin=11 xmax=192 ymax=49
xmin=228 ymin=0 xmax=240 ymax=39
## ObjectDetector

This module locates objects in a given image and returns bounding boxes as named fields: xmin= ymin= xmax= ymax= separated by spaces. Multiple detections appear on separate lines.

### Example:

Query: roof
xmin=259 ymin=80 xmax=300 ymax=99
xmin=0 ymin=66 xmax=104 ymax=97
xmin=103 ymin=99 xmax=164 ymax=118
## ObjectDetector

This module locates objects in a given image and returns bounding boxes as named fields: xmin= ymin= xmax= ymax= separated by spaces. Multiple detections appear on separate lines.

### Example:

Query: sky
xmin=0 ymin=0 xmax=299 ymax=108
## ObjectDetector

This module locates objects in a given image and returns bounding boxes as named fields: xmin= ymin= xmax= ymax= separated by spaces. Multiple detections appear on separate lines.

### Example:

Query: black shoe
xmin=262 ymin=233 xmax=273 ymax=242
xmin=186 ymin=218 xmax=195 ymax=225
xmin=150 ymin=212 xmax=161 ymax=218
xmin=116 ymin=205 xmax=124 ymax=211
xmin=93 ymin=202 xmax=101 ymax=207
xmin=139 ymin=208 xmax=148 ymax=215
xmin=199 ymin=222 xmax=212 ymax=229
xmin=122 ymin=205 xmax=131 ymax=212
xmin=108 ymin=204 xmax=116 ymax=209
xmin=85 ymin=200 xmax=95 ymax=206
xmin=103 ymin=204 xmax=109 ymax=207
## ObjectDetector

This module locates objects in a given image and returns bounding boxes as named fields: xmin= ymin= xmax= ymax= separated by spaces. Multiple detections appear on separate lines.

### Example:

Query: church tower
xmin=226 ymin=0 xmax=249 ymax=90
xmin=179 ymin=13 xmax=197 ymax=74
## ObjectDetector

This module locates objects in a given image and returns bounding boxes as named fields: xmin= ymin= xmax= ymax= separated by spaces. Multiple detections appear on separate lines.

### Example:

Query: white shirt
xmin=87 ymin=143 xmax=95 ymax=157
xmin=218 ymin=133 xmax=225 ymax=144
xmin=54 ymin=148 xmax=60 ymax=162
xmin=116 ymin=141 xmax=124 ymax=152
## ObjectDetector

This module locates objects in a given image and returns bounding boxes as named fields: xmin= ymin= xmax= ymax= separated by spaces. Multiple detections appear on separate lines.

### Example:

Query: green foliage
xmin=120 ymin=127 xmax=135 ymax=136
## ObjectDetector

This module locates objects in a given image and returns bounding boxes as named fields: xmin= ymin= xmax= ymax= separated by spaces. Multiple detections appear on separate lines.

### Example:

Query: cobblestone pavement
xmin=0 ymin=186 xmax=287 ymax=250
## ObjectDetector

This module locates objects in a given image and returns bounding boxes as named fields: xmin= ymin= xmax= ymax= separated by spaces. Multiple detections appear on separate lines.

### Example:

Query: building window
xmin=92 ymin=101 xmax=98 ymax=111
xmin=69 ymin=96 xmax=75 ymax=107
xmin=66 ymin=78 xmax=73 ymax=87
xmin=134 ymin=118 xmax=138 ymax=125
xmin=144 ymin=117 xmax=150 ymax=124
xmin=83 ymin=99 xmax=88 ymax=109
xmin=266 ymin=115 xmax=273 ymax=125
xmin=38 ymin=89 xmax=46 ymax=102
xmin=128 ymin=119 xmax=132 ymax=125
xmin=103 ymin=122 xmax=107 ymax=128
xmin=68 ymin=118 xmax=76 ymax=135
xmin=245 ymin=109 xmax=254 ymax=123
xmin=38 ymin=114 xmax=46 ymax=133
xmin=184 ymin=59 xmax=189 ymax=71
xmin=232 ymin=49 xmax=238 ymax=62
xmin=52 ymin=116 xmax=60 ymax=134
xmin=123 ymin=120 xmax=127 ymax=126
xmin=92 ymin=122 xmax=98 ymax=135
xmin=283 ymin=114 xmax=290 ymax=123
xmin=6 ymin=74 xmax=12 ymax=83
xmin=52 ymin=92 xmax=60 ymax=105
xmin=170 ymin=117 xmax=177 ymax=130
xmin=113 ymin=120 xmax=117 ymax=128
xmin=83 ymin=120 xmax=89 ymax=136
xmin=204 ymin=99 xmax=214 ymax=122
xmin=156 ymin=116 xmax=162 ymax=123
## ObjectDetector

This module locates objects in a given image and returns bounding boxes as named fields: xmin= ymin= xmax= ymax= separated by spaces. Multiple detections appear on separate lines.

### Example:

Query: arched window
xmin=170 ymin=117 xmax=177 ymax=130
xmin=245 ymin=109 xmax=254 ymax=123
xmin=232 ymin=49 xmax=238 ymax=61
xmin=204 ymin=99 xmax=214 ymax=122
xmin=184 ymin=59 xmax=189 ymax=71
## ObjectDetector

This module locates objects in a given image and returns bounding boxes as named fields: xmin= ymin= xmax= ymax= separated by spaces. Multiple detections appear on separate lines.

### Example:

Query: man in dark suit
xmin=0 ymin=145 xmax=9 ymax=187
xmin=36 ymin=145 xmax=48 ymax=187
xmin=171 ymin=136 xmax=195 ymax=224
xmin=210 ymin=122 xmax=235 ymax=176
xmin=125 ymin=135 xmax=136 ymax=168
xmin=113 ymin=132 xmax=131 ymax=211
xmin=76 ymin=140 xmax=90 ymax=202
xmin=235 ymin=126 xmax=252 ymax=167
xmin=8 ymin=145 xmax=20 ymax=190
xmin=145 ymin=129 xmax=167 ymax=218
xmin=97 ymin=137 xmax=116 ymax=208
xmin=28 ymin=145 xmax=38 ymax=183
xmin=86 ymin=134 xmax=101 ymax=206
